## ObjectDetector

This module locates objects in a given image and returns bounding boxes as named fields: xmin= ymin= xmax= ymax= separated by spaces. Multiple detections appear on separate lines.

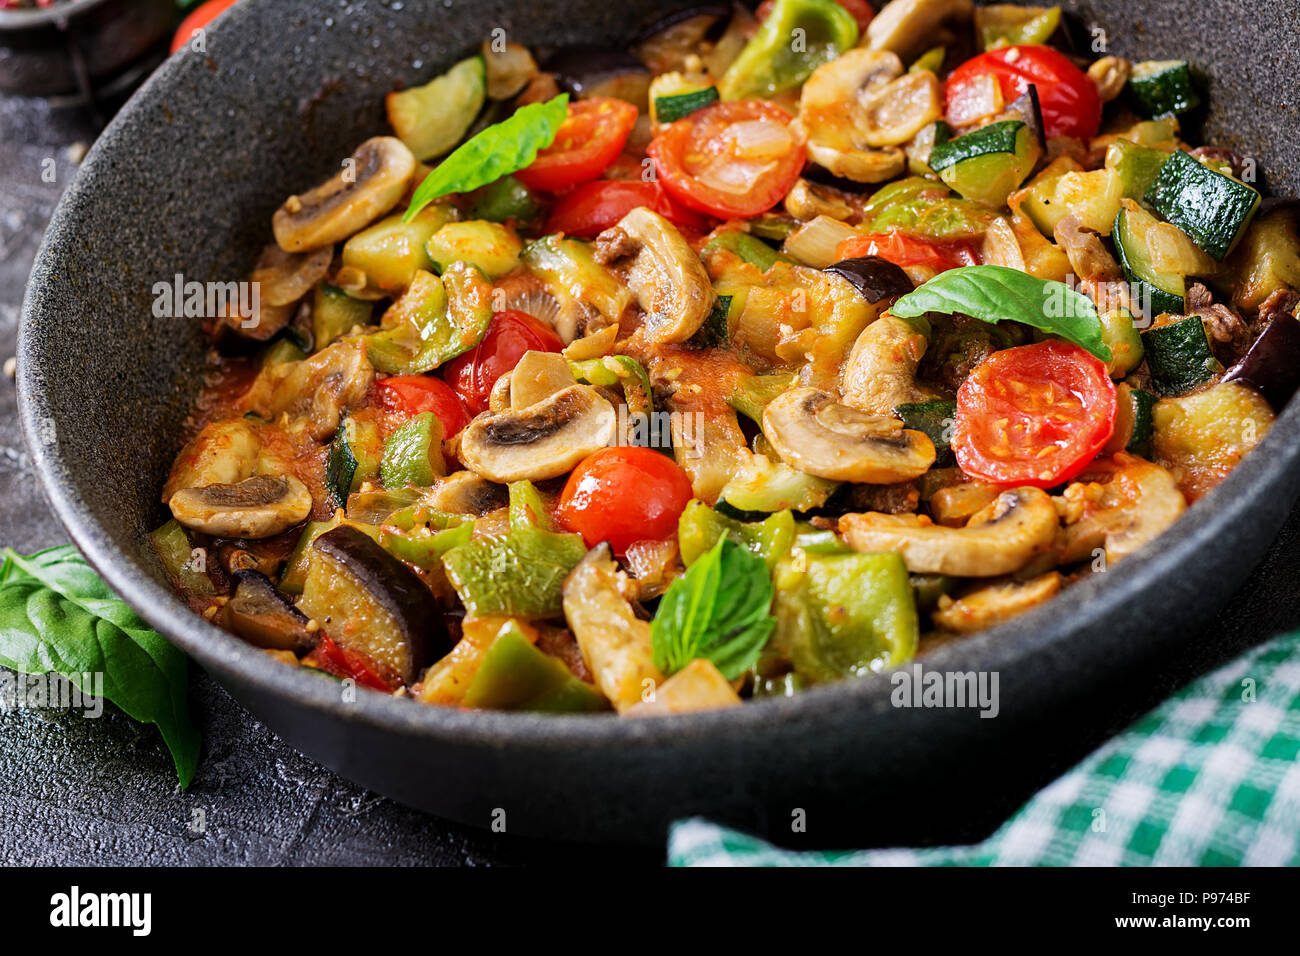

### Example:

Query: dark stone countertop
xmin=3 ymin=85 xmax=1299 ymax=868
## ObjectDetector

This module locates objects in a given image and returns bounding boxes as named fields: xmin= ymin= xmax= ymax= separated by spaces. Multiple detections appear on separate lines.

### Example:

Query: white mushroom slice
xmin=562 ymin=545 xmax=663 ymax=713
xmin=250 ymin=244 xmax=333 ymax=307
xmin=162 ymin=418 xmax=261 ymax=502
xmin=841 ymin=316 xmax=933 ymax=414
xmin=605 ymin=207 xmax=713 ymax=344
xmin=169 ymin=474 xmax=313 ymax=539
xmin=930 ymin=481 xmax=1001 ymax=527
xmin=840 ymin=486 xmax=1060 ymax=576
xmin=458 ymin=384 xmax=616 ymax=483
xmin=783 ymin=177 xmax=860 ymax=223
xmin=424 ymin=471 xmax=508 ymax=516
xmin=1055 ymin=453 xmax=1187 ymax=565
xmin=762 ymin=387 xmax=936 ymax=483
xmin=801 ymin=50 xmax=943 ymax=147
xmin=624 ymin=659 xmax=741 ymax=717
xmin=932 ymin=572 xmax=1063 ymax=633
xmin=244 ymin=339 xmax=374 ymax=441
xmin=509 ymin=350 xmax=577 ymax=410
xmin=866 ymin=0 xmax=975 ymax=62
xmin=805 ymin=139 xmax=906 ymax=184
xmin=272 ymin=137 xmax=416 ymax=253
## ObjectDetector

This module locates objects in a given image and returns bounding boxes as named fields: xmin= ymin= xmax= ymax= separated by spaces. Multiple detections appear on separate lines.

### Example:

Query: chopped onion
xmin=946 ymin=72 xmax=1002 ymax=127
xmin=722 ymin=119 xmax=794 ymax=161
xmin=783 ymin=215 xmax=860 ymax=268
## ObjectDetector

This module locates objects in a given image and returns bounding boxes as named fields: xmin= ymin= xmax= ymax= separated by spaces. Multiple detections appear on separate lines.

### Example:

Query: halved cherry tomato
xmin=443 ymin=309 xmax=566 ymax=414
xmin=374 ymin=375 xmax=470 ymax=437
xmin=555 ymin=447 xmax=694 ymax=556
xmin=302 ymin=633 xmax=399 ymax=692
xmin=954 ymin=340 xmax=1117 ymax=488
xmin=544 ymin=180 xmax=714 ymax=238
xmin=515 ymin=98 xmax=639 ymax=193
xmin=756 ymin=0 xmax=874 ymax=33
xmin=837 ymin=232 xmax=980 ymax=274
xmin=944 ymin=45 xmax=1102 ymax=141
xmin=171 ymin=0 xmax=240 ymax=54
xmin=648 ymin=100 xmax=807 ymax=219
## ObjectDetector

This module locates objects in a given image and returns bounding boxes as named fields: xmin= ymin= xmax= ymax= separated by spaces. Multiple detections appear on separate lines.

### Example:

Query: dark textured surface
xmin=11 ymin=0 xmax=1300 ymax=851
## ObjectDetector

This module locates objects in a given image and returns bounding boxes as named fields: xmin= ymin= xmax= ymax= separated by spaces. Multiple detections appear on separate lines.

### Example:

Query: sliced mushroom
xmin=930 ymin=480 xmax=1001 ymax=527
xmin=784 ymin=177 xmax=861 ymax=223
xmin=162 ymin=418 xmax=261 ymax=502
xmin=252 ymin=244 xmax=333 ymax=307
xmin=762 ymin=387 xmax=935 ymax=483
xmin=243 ymin=338 xmax=374 ymax=441
xmin=865 ymin=0 xmax=975 ymax=62
xmin=272 ymin=137 xmax=416 ymax=253
xmin=932 ymin=572 xmax=1062 ymax=633
xmin=218 ymin=569 xmax=315 ymax=652
xmin=841 ymin=316 xmax=934 ymax=414
xmin=424 ymin=470 xmax=509 ymax=516
xmin=839 ymin=486 xmax=1059 ymax=576
xmin=601 ymin=207 xmax=713 ymax=344
xmin=1053 ymin=214 xmax=1122 ymax=282
xmin=804 ymin=139 xmax=906 ymax=184
xmin=169 ymin=474 xmax=313 ymax=539
xmin=562 ymin=544 xmax=663 ymax=713
xmin=1055 ymin=453 xmax=1187 ymax=565
xmin=458 ymin=384 xmax=617 ymax=483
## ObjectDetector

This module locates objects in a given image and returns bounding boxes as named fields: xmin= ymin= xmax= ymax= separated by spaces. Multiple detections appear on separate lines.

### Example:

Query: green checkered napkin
xmin=670 ymin=631 xmax=1300 ymax=866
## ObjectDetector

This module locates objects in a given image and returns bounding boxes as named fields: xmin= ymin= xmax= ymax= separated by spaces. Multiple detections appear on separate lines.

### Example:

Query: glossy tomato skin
xmin=945 ymin=45 xmax=1102 ymax=140
xmin=555 ymin=447 xmax=694 ymax=556
xmin=544 ymin=180 xmax=713 ymax=238
xmin=648 ymin=100 xmax=806 ymax=219
xmin=837 ymin=232 xmax=980 ymax=274
xmin=954 ymin=340 xmax=1117 ymax=488
xmin=515 ymin=98 xmax=639 ymax=193
xmin=172 ymin=0 xmax=241 ymax=53
xmin=374 ymin=375 xmax=470 ymax=437
xmin=443 ymin=310 xmax=566 ymax=414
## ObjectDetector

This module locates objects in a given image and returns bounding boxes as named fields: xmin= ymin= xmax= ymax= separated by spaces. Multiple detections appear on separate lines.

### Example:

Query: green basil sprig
xmin=889 ymin=264 xmax=1113 ymax=362
xmin=651 ymin=537 xmax=774 ymax=680
xmin=0 ymin=546 xmax=199 ymax=787
xmin=404 ymin=94 xmax=569 ymax=222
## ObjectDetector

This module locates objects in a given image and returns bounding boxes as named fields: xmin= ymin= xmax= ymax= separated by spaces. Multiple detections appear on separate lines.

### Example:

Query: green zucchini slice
xmin=654 ymin=86 xmax=720 ymax=123
xmin=894 ymin=399 xmax=956 ymax=467
xmin=1139 ymin=315 xmax=1223 ymax=396
xmin=1114 ymin=202 xmax=1188 ymax=318
xmin=326 ymin=415 xmax=384 ymax=506
xmin=385 ymin=56 xmax=486 ymax=161
xmin=1145 ymin=149 xmax=1261 ymax=260
xmin=313 ymin=285 xmax=374 ymax=350
xmin=930 ymin=120 xmax=1039 ymax=208
xmin=1127 ymin=60 xmax=1200 ymax=118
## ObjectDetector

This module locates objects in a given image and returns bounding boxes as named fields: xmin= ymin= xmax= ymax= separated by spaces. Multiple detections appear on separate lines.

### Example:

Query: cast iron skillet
xmin=16 ymin=0 xmax=1300 ymax=846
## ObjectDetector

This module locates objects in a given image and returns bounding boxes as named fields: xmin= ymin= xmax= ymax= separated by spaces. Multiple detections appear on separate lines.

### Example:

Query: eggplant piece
xmin=1223 ymin=309 xmax=1300 ymax=408
xmin=991 ymin=87 xmax=1046 ymax=152
xmin=219 ymin=570 xmax=315 ymax=654
xmin=542 ymin=48 xmax=651 ymax=109
xmin=632 ymin=4 xmax=732 ymax=74
xmin=824 ymin=257 xmax=915 ymax=304
xmin=298 ymin=525 xmax=449 ymax=685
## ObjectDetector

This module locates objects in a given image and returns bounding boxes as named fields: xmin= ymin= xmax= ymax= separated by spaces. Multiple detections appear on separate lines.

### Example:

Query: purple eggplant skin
xmin=311 ymin=525 xmax=451 ymax=682
xmin=1224 ymin=310 xmax=1300 ymax=408
xmin=220 ymin=569 xmax=315 ymax=653
xmin=632 ymin=3 xmax=732 ymax=46
xmin=541 ymin=47 xmax=649 ymax=98
xmin=824 ymin=257 xmax=915 ymax=304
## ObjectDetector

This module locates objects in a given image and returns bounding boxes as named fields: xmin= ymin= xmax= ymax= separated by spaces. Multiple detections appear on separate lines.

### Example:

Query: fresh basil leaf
xmin=651 ymin=537 xmax=775 ymax=680
xmin=889 ymin=264 xmax=1112 ymax=362
xmin=404 ymin=94 xmax=569 ymax=222
xmin=0 ymin=546 xmax=199 ymax=787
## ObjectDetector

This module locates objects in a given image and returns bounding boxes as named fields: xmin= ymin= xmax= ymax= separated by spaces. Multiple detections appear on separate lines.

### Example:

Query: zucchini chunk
xmin=930 ymin=120 xmax=1040 ymax=208
xmin=649 ymin=71 xmax=719 ymax=124
xmin=298 ymin=526 xmax=448 ymax=685
xmin=326 ymin=414 xmax=384 ymax=506
xmin=385 ymin=56 xmax=486 ymax=161
xmin=312 ymin=285 xmax=374 ymax=349
xmin=1114 ymin=199 xmax=1208 ymax=318
xmin=1127 ymin=60 xmax=1200 ymax=118
xmin=1104 ymin=382 xmax=1158 ymax=456
xmin=380 ymin=411 xmax=447 ymax=488
xmin=1152 ymin=381 xmax=1273 ymax=502
xmin=895 ymin=399 xmax=957 ymax=467
xmin=1140 ymin=315 xmax=1223 ymax=396
xmin=1226 ymin=204 xmax=1300 ymax=310
xmin=426 ymin=220 xmax=522 ymax=279
xmin=462 ymin=621 xmax=609 ymax=713
xmin=1145 ymin=149 xmax=1261 ymax=260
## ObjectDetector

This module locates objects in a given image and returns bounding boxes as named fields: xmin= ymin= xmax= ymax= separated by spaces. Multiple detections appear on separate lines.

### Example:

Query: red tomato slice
xmin=555 ymin=447 xmax=694 ymax=556
xmin=172 ymin=0 xmax=241 ymax=54
xmin=443 ymin=309 xmax=566 ymax=414
xmin=944 ymin=45 xmax=1102 ymax=141
xmin=544 ymin=180 xmax=714 ymax=238
xmin=374 ymin=375 xmax=470 ymax=438
xmin=756 ymin=0 xmax=874 ymax=33
xmin=648 ymin=100 xmax=806 ymax=219
xmin=515 ymin=98 xmax=639 ymax=193
xmin=954 ymin=340 xmax=1117 ymax=488
xmin=302 ymin=633 xmax=399 ymax=692
xmin=837 ymin=232 xmax=980 ymax=273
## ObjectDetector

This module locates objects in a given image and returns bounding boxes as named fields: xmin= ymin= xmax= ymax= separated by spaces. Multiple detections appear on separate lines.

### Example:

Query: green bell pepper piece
xmin=463 ymin=622 xmax=610 ymax=713
xmin=508 ymin=480 xmax=554 ymax=532
xmin=677 ymin=501 xmax=795 ymax=572
xmin=379 ymin=503 xmax=473 ymax=570
xmin=770 ymin=549 xmax=918 ymax=684
xmin=569 ymin=355 xmax=654 ymax=416
xmin=727 ymin=372 xmax=796 ymax=424
xmin=465 ymin=174 xmax=541 ymax=225
xmin=442 ymin=527 xmax=588 ymax=619
xmin=365 ymin=262 xmax=492 ymax=374
xmin=380 ymin=412 xmax=446 ymax=488
xmin=149 ymin=519 xmax=216 ymax=596
xmin=718 ymin=0 xmax=859 ymax=100
xmin=701 ymin=231 xmax=795 ymax=272
xmin=343 ymin=487 xmax=423 ymax=525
